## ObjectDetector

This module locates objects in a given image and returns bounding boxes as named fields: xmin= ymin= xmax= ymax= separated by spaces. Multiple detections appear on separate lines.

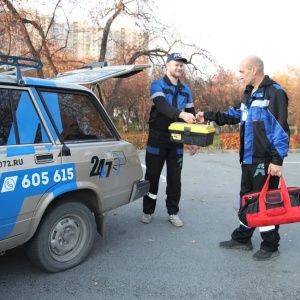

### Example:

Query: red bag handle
xmin=259 ymin=174 xmax=290 ymax=214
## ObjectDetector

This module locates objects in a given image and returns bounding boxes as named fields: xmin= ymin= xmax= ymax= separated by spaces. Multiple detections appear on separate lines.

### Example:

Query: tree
xmin=0 ymin=0 xmax=74 ymax=77
xmin=85 ymin=0 xmax=217 ymax=115
xmin=200 ymin=69 xmax=242 ymax=111
xmin=0 ymin=0 xmax=218 ymax=126
xmin=193 ymin=69 xmax=243 ymax=133
xmin=273 ymin=66 xmax=300 ymax=134
xmin=112 ymin=68 xmax=150 ymax=132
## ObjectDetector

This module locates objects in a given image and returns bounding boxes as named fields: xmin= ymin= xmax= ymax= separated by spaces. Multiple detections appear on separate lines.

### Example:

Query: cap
xmin=167 ymin=53 xmax=188 ymax=63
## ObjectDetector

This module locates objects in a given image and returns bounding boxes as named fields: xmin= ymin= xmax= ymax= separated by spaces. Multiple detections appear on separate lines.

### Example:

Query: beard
xmin=169 ymin=69 xmax=183 ymax=79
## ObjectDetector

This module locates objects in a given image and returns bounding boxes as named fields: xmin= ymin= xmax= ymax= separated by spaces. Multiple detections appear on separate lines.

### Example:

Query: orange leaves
xmin=121 ymin=133 xmax=148 ymax=150
xmin=122 ymin=133 xmax=300 ymax=151
xmin=290 ymin=134 xmax=300 ymax=149
xmin=219 ymin=133 xmax=240 ymax=150
xmin=219 ymin=133 xmax=300 ymax=150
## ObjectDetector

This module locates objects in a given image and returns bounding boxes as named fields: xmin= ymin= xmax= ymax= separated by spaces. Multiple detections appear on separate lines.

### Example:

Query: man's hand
xmin=189 ymin=145 xmax=198 ymax=156
xmin=196 ymin=112 xmax=205 ymax=124
xmin=268 ymin=163 xmax=282 ymax=177
xmin=179 ymin=112 xmax=196 ymax=124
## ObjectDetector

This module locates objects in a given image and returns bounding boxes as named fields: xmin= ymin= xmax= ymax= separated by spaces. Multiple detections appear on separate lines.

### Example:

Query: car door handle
xmin=35 ymin=154 xmax=54 ymax=164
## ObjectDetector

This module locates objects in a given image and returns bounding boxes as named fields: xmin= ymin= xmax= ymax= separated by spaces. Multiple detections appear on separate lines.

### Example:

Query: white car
xmin=0 ymin=54 xmax=150 ymax=272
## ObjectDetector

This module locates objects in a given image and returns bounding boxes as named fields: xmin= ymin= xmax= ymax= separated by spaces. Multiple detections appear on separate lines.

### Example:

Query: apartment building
xmin=0 ymin=9 xmax=149 ymax=64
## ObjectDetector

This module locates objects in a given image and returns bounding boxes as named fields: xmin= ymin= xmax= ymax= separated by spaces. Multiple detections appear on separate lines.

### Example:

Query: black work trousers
xmin=143 ymin=140 xmax=183 ymax=216
xmin=231 ymin=163 xmax=280 ymax=252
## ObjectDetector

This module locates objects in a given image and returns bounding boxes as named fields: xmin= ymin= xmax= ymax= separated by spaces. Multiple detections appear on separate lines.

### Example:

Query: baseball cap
xmin=167 ymin=53 xmax=188 ymax=63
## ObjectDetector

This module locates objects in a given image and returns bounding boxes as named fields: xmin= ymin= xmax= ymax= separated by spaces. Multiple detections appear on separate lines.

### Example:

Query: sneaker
xmin=252 ymin=249 xmax=280 ymax=261
xmin=219 ymin=239 xmax=253 ymax=251
xmin=141 ymin=213 xmax=152 ymax=224
xmin=168 ymin=215 xmax=183 ymax=227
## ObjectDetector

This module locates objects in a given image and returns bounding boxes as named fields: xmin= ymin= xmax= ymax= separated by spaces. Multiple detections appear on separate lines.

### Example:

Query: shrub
xmin=122 ymin=133 xmax=300 ymax=150
xmin=219 ymin=133 xmax=300 ymax=150
xmin=121 ymin=133 xmax=148 ymax=150
xmin=219 ymin=133 xmax=240 ymax=150
xmin=290 ymin=134 xmax=300 ymax=149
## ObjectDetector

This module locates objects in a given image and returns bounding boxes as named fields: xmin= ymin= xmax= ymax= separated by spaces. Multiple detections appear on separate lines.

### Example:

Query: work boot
xmin=219 ymin=239 xmax=253 ymax=251
xmin=252 ymin=249 xmax=280 ymax=261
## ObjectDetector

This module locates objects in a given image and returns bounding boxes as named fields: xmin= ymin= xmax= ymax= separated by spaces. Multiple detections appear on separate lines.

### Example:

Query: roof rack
xmin=0 ymin=54 xmax=43 ymax=85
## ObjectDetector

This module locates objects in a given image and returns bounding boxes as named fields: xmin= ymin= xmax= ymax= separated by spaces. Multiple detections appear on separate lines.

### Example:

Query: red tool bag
xmin=238 ymin=174 xmax=300 ymax=227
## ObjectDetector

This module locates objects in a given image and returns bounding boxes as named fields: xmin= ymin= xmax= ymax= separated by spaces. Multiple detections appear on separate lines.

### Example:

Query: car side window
xmin=0 ymin=88 xmax=50 ymax=146
xmin=0 ymin=89 xmax=12 ymax=146
xmin=41 ymin=91 xmax=115 ymax=142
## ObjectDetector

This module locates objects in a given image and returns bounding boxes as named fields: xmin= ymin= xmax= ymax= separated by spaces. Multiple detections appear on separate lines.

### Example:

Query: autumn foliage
xmin=218 ymin=133 xmax=300 ymax=150
xmin=121 ymin=133 xmax=149 ymax=150
xmin=1 ymin=1 xmax=300 ymax=139
xmin=219 ymin=133 xmax=240 ymax=150
xmin=290 ymin=134 xmax=300 ymax=149
xmin=122 ymin=133 xmax=300 ymax=151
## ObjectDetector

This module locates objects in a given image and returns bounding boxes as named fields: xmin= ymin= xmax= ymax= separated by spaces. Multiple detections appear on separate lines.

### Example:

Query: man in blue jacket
xmin=141 ymin=53 xmax=197 ymax=227
xmin=196 ymin=55 xmax=290 ymax=261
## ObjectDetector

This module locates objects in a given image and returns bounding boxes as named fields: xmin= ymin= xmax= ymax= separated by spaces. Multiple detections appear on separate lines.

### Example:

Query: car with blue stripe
xmin=0 ymin=55 xmax=150 ymax=272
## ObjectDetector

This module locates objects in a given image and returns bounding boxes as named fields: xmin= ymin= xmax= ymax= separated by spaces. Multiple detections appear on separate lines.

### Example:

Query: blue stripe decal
xmin=273 ymin=84 xmax=283 ymax=90
xmin=30 ymin=89 xmax=56 ymax=141
xmin=15 ymin=92 xmax=41 ymax=144
xmin=7 ymin=146 xmax=35 ymax=157
xmin=41 ymin=91 xmax=63 ymax=138
xmin=112 ymin=152 xmax=121 ymax=176
xmin=26 ymin=78 xmax=57 ymax=87
xmin=147 ymin=146 xmax=160 ymax=155
xmin=99 ymin=160 xmax=107 ymax=178
xmin=45 ymin=144 xmax=54 ymax=151
xmin=52 ymin=182 xmax=78 ymax=198
xmin=0 ymin=163 xmax=76 ymax=240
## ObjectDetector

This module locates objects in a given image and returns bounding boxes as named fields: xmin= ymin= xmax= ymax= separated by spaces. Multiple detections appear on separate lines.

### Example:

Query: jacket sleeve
xmin=150 ymin=81 xmax=181 ymax=120
xmin=267 ymin=87 xmax=290 ymax=165
xmin=153 ymin=96 xmax=182 ymax=120
xmin=204 ymin=107 xmax=241 ymax=126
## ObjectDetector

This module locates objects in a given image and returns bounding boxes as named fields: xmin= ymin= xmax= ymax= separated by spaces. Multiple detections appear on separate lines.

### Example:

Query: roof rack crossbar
xmin=0 ymin=54 xmax=43 ymax=85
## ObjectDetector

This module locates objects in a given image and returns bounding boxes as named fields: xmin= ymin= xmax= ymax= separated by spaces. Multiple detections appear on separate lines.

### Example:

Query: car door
xmin=49 ymin=64 xmax=150 ymax=211
xmin=40 ymin=87 xmax=143 ymax=212
xmin=0 ymin=86 xmax=63 ymax=241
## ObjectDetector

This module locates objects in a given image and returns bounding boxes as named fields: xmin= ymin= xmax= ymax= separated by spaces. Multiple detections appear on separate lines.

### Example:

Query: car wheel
xmin=26 ymin=200 xmax=96 ymax=273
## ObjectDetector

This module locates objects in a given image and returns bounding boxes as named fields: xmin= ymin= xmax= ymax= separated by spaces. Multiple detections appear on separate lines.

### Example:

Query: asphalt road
xmin=1 ymin=151 xmax=300 ymax=300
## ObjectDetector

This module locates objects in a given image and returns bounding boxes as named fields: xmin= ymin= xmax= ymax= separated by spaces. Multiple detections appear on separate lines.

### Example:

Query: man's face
xmin=239 ymin=60 xmax=255 ymax=87
xmin=166 ymin=60 xmax=185 ymax=79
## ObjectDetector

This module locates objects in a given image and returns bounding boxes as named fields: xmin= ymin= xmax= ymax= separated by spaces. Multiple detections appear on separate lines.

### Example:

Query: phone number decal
xmin=22 ymin=168 xmax=74 ymax=189
xmin=0 ymin=164 xmax=76 ymax=194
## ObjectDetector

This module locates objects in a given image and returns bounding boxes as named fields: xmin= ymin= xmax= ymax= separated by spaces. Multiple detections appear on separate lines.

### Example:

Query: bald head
xmin=239 ymin=55 xmax=265 ymax=88
xmin=241 ymin=55 xmax=264 ymax=74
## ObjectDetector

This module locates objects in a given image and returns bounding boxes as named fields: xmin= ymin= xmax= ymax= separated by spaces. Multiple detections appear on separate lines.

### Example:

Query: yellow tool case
xmin=168 ymin=122 xmax=216 ymax=146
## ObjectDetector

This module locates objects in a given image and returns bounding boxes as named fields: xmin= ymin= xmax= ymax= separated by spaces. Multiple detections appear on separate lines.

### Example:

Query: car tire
xmin=26 ymin=200 xmax=96 ymax=273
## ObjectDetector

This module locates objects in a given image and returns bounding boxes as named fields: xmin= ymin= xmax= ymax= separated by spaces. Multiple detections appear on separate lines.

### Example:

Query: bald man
xmin=196 ymin=55 xmax=290 ymax=261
